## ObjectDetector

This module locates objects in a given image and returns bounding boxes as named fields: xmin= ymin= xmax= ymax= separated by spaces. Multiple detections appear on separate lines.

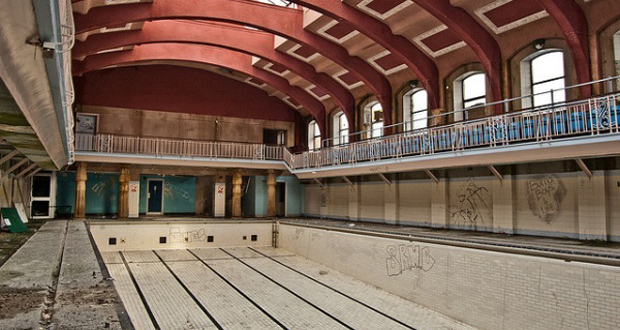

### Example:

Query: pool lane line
xmin=152 ymin=250 xmax=224 ymax=330
xmin=119 ymin=251 xmax=161 ymax=330
xmin=248 ymin=247 xmax=418 ymax=330
xmin=185 ymin=249 xmax=289 ymax=330
xmin=219 ymin=248 xmax=356 ymax=330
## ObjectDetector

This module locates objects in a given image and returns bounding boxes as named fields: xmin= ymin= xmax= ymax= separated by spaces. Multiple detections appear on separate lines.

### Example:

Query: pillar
xmin=74 ymin=162 xmax=87 ymax=219
xmin=431 ymin=178 xmax=448 ymax=228
xmin=214 ymin=174 xmax=226 ymax=217
xmin=348 ymin=183 xmax=360 ymax=221
xmin=267 ymin=169 xmax=276 ymax=218
xmin=118 ymin=165 xmax=130 ymax=219
xmin=493 ymin=175 xmax=515 ymax=234
xmin=578 ymin=170 xmax=608 ymax=240
xmin=232 ymin=169 xmax=242 ymax=218
xmin=384 ymin=179 xmax=399 ymax=225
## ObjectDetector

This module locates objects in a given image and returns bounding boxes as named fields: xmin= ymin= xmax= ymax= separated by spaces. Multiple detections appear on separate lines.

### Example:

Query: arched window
xmin=307 ymin=120 xmax=321 ymax=151
xmin=521 ymin=50 xmax=565 ymax=108
xmin=365 ymin=102 xmax=384 ymax=138
xmin=403 ymin=89 xmax=428 ymax=131
xmin=454 ymin=72 xmax=486 ymax=121
xmin=332 ymin=111 xmax=349 ymax=146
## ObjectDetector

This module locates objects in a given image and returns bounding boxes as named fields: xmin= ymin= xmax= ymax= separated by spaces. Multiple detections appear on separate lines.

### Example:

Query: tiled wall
xmin=280 ymin=224 xmax=620 ymax=330
xmin=303 ymin=170 xmax=619 ymax=241
xmin=91 ymin=221 xmax=273 ymax=252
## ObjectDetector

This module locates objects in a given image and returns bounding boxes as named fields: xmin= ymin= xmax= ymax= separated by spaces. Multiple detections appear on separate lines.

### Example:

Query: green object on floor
xmin=1 ymin=207 xmax=28 ymax=233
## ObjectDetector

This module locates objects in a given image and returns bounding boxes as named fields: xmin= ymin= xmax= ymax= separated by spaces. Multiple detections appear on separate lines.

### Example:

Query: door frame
xmin=276 ymin=181 xmax=287 ymax=217
xmin=146 ymin=179 xmax=164 ymax=215
xmin=30 ymin=172 xmax=56 ymax=219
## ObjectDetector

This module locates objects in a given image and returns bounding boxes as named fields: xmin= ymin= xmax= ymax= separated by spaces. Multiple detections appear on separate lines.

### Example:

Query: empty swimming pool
xmin=89 ymin=220 xmax=620 ymax=330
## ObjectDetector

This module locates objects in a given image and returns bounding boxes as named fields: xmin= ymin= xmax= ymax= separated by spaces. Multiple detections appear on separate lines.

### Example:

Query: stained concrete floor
xmin=0 ymin=220 xmax=128 ymax=330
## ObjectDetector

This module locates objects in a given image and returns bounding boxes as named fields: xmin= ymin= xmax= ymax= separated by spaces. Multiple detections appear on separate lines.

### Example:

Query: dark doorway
xmin=275 ymin=182 xmax=286 ymax=217
xmin=147 ymin=179 xmax=164 ymax=214
xmin=263 ymin=129 xmax=286 ymax=146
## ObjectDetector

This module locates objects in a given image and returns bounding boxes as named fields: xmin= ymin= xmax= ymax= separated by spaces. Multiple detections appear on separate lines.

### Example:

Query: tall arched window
xmin=307 ymin=120 xmax=321 ymax=151
xmin=521 ymin=50 xmax=565 ymax=108
xmin=366 ymin=102 xmax=384 ymax=138
xmin=403 ymin=89 xmax=428 ymax=131
xmin=454 ymin=72 xmax=486 ymax=121
xmin=531 ymin=51 xmax=565 ymax=106
xmin=332 ymin=111 xmax=349 ymax=146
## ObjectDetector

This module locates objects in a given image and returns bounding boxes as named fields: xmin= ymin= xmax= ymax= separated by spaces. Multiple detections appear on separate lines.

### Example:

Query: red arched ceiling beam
xmin=72 ymin=20 xmax=356 ymax=127
xmin=536 ymin=0 xmax=591 ymax=97
xmin=411 ymin=0 xmax=503 ymax=114
xmin=287 ymin=0 xmax=440 ymax=110
xmin=74 ymin=43 xmax=327 ymax=133
xmin=74 ymin=0 xmax=394 ymax=126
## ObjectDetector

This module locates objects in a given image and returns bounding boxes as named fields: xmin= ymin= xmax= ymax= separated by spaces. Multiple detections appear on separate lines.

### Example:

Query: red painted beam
xmin=75 ymin=43 xmax=327 ymax=133
xmin=72 ymin=20 xmax=356 ymax=127
xmin=413 ymin=0 xmax=503 ymax=113
xmin=537 ymin=0 xmax=591 ymax=97
xmin=74 ymin=0 xmax=394 ymax=126
xmin=290 ymin=0 xmax=439 ymax=111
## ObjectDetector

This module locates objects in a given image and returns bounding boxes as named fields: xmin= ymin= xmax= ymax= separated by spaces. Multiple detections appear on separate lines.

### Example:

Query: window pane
xmin=372 ymin=122 xmax=383 ymax=138
xmin=31 ymin=200 xmax=50 ymax=217
xmin=412 ymin=90 xmax=428 ymax=112
xmin=340 ymin=129 xmax=349 ymax=144
xmin=533 ymin=79 xmax=566 ymax=106
xmin=464 ymin=97 xmax=487 ymax=109
xmin=32 ymin=176 xmax=51 ymax=197
xmin=463 ymin=73 xmax=486 ymax=100
xmin=413 ymin=110 xmax=428 ymax=130
xmin=532 ymin=52 xmax=564 ymax=83
xmin=340 ymin=114 xmax=348 ymax=130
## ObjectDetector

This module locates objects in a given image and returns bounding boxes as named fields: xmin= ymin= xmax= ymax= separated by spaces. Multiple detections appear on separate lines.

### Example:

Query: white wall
xmin=302 ymin=169 xmax=618 ymax=241
xmin=280 ymin=224 xmax=620 ymax=330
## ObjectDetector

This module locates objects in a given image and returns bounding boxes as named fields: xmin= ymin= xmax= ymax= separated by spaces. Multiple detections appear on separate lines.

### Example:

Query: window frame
xmin=403 ymin=89 xmax=428 ymax=131
xmin=332 ymin=111 xmax=349 ymax=146
xmin=453 ymin=71 xmax=487 ymax=121
xmin=307 ymin=120 xmax=321 ymax=151
xmin=520 ymin=49 xmax=566 ymax=109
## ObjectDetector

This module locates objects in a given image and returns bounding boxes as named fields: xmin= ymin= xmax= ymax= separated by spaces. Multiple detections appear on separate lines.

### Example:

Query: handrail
xmin=290 ymin=92 xmax=620 ymax=170
xmin=76 ymin=94 xmax=620 ymax=172
xmin=75 ymin=134 xmax=286 ymax=161
xmin=322 ymin=75 xmax=620 ymax=147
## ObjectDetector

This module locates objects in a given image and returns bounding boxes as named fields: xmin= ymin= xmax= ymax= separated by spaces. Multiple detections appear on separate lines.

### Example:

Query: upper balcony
xmin=75 ymin=135 xmax=289 ymax=171
xmin=74 ymin=77 xmax=620 ymax=178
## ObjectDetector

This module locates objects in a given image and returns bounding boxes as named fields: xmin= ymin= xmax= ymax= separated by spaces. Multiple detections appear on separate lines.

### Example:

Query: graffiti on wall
xmin=169 ymin=228 xmax=207 ymax=243
xmin=163 ymin=182 xmax=194 ymax=204
xmin=449 ymin=179 xmax=492 ymax=228
xmin=527 ymin=174 xmax=566 ymax=223
xmin=91 ymin=176 xmax=116 ymax=196
xmin=320 ymin=187 xmax=328 ymax=207
xmin=386 ymin=244 xmax=435 ymax=276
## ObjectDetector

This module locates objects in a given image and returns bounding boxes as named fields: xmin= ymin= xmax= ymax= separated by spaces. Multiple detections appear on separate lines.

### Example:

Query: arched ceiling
xmin=71 ymin=0 xmax=613 ymax=130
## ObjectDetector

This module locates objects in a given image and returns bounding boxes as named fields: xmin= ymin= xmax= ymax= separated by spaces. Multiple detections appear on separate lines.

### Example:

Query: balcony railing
xmin=288 ymin=92 xmax=620 ymax=170
xmin=75 ymin=134 xmax=285 ymax=161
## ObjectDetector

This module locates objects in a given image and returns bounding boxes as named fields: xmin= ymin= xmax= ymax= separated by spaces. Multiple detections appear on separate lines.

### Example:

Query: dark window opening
xmin=159 ymin=237 xmax=167 ymax=244
xmin=207 ymin=236 xmax=214 ymax=242
xmin=109 ymin=237 xmax=117 ymax=245
xmin=251 ymin=235 xmax=258 ymax=242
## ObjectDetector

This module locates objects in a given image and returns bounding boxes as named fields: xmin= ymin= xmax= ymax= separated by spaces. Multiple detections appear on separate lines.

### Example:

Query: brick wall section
xmin=280 ymin=224 xmax=620 ymax=330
